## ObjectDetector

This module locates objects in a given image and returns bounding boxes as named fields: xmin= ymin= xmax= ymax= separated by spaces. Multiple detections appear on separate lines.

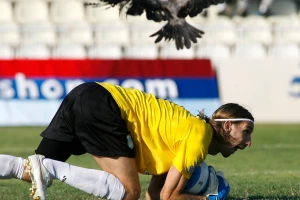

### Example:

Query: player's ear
xmin=222 ymin=121 xmax=232 ymax=132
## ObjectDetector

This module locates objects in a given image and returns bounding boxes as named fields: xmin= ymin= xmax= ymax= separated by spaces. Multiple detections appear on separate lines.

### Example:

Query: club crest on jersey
xmin=127 ymin=134 xmax=134 ymax=149
xmin=144 ymin=171 xmax=151 ymax=175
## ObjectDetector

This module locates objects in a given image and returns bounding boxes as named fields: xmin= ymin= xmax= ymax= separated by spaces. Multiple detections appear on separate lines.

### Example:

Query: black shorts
xmin=36 ymin=82 xmax=135 ymax=161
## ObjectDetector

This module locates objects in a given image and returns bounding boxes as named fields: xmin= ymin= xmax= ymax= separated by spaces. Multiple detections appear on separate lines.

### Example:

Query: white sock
xmin=43 ymin=158 xmax=125 ymax=200
xmin=0 ymin=154 xmax=25 ymax=179
xmin=259 ymin=0 xmax=273 ymax=14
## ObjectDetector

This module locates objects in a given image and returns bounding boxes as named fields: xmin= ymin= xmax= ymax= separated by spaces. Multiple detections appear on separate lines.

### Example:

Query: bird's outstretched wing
xmin=178 ymin=0 xmax=226 ymax=18
xmin=92 ymin=0 xmax=128 ymax=7
xmin=125 ymin=0 xmax=171 ymax=22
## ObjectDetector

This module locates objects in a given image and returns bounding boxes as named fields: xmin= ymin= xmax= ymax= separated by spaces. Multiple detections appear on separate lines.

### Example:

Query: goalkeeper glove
xmin=207 ymin=171 xmax=230 ymax=200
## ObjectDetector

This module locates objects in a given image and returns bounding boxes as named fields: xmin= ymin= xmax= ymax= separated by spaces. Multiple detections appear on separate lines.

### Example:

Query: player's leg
xmin=92 ymin=155 xmax=141 ymax=200
xmin=146 ymin=173 xmax=167 ymax=200
xmin=25 ymin=82 xmax=138 ymax=199
xmin=0 ymin=138 xmax=72 ymax=191
xmin=70 ymin=82 xmax=140 ymax=198
xmin=23 ymin=83 xmax=92 ymax=199
xmin=28 ymin=137 xmax=126 ymax=200
xmin=0 ymin=153 xmax=127 ymax=200
xmin=39 ymin=155 xmax=126 ymax=200
xmin=0 ymin=137 xmax=75 ymax=183
xmin=23 ymin=138 xmax=76 ymax=200
xmin=0 ymin=154 xmax=25 ymax=180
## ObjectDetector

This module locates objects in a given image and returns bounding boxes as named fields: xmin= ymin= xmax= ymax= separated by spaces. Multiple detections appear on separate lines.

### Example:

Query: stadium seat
xmin=50 ymin=0 xmax=85 ymax=23
xmin=0 ymin=23 xmax=20 ymax=46
xmin=53 ymin=44 xmax=87 ymax=59
xmin=273 ymin=22 xmax=300 ymax=44
xmin=119 ymin=10 xmax=148 ymax=24
xmin=0 ymin=44 xmax=14 ymax=59
xmin=236 ymin=16 xmax=272 ymax=46
xmin=87 ymin=44 xmax=123 ymax=59
xmin=124 ymin=44 xmax=158 ymax=59
xmin=205 ymin=4 xmax=219 ymax=20
xmin=186 ymin=15 xmax=206 ymax=25
xmin=21 ymin=22 xmax=56 ymax=46
xmin=160 ymin=44 xmax=195 ymax=59
xmin=120 ymin=12 xmax=165 ymax=45
xmin=57 ymin=22 xmax=93 ymax=46
xmin=233 ymin=43 xmax=267 ymax=58
xmin=268 ymin=43 xmax=300 ymax=59
xmin=15 ymin=44 xmax=51 ymax=59
xmin=93 ymin=21 xmax=130 ymax=45
xmin=0 ymin=1 xmax=13 ymax=23
xmin=196 ymin=44 xmax=231 ymax=60
xmin=200 ymin=16 xmax=237 ymax=45
xmin=14 ymin=0 xmax=49 ymax=24
xmin=129 ymin=21 xmax=163 ymax=45
xmin=268 ymin=0 xmax=298 ymax=16
xmin=268 ymin=15 xmax=299 ymax=26
xmin=86 ymin=2 xmax=121 ymax=23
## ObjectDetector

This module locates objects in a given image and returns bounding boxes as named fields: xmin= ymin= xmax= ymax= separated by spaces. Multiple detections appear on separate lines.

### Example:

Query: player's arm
xmin=146 ymin=173 xmax=167 ymax=200
xmin=160 ymin=164 xmax=208 ymax=200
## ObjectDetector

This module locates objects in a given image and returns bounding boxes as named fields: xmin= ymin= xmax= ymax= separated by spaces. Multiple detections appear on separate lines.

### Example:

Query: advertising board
xmin=0 ymin=60 xmax=220 ymax=126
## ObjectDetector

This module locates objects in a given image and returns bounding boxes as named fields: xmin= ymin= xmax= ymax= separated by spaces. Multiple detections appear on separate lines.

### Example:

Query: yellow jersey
xmin=98 ymin=82 xmax=213 ymax=178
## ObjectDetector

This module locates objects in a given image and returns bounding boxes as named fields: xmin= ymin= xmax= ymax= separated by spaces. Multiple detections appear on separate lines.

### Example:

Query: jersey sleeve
xmin=172 ymin=139 xmax=207 ymax=178
xmin=172 ymin=121 xmax=213 ymax=178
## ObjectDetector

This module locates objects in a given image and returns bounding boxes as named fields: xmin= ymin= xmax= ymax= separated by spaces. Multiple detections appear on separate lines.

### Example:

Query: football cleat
xmin=25 ymin=155 xmax=53 ymax=200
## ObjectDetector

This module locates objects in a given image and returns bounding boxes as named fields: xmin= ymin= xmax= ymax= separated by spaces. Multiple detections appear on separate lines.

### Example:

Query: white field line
xmin=231 ymin=170 xmax=300 ymax=176
xmin=261 ymin=144 xmax=300 ymax=149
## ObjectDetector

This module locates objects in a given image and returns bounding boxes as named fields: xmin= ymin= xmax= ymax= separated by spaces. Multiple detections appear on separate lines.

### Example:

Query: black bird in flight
xmin=86 ymin=0 xmax=226 ymax=50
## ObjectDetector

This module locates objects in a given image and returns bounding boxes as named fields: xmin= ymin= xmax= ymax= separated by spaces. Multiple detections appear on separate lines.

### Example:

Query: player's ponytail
xmin=197 ymin=109 xmax=218 ymax=128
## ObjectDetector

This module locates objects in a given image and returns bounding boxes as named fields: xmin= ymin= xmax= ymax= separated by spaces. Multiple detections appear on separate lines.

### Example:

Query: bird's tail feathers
xmin=150 ymin=21 xmax=204 ymax=50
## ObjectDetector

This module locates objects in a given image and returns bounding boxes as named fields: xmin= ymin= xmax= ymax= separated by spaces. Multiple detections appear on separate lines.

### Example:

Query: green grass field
xmin=0 ymin=124 xmax=300 ymax=200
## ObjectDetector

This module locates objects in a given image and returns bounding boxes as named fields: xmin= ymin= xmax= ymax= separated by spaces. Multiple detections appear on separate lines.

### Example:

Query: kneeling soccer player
xmin=0 ymin=81 xmax=254 ymax=199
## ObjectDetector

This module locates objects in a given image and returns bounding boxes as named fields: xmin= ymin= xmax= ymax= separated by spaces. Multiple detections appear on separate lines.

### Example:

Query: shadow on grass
xmin=229 ymin=196 xmax=300 ymax=200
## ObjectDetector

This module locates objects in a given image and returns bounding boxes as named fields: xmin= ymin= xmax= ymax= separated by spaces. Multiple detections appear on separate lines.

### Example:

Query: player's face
xmin=220 ymin=121 xmax=254 ymax=158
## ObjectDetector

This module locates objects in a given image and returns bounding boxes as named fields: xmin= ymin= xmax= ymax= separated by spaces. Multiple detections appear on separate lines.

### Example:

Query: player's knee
xmin=123 ymin=186 xmax=141 ymax=200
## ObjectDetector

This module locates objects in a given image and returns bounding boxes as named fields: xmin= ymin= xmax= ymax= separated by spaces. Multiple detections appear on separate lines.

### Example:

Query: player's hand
xmin=207 ymin=171 xmax=230 ymax=200
xmin=203 ymin=166 xmax=219 ymax=195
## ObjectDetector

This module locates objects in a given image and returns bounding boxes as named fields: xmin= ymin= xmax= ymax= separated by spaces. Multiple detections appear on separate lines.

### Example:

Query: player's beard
xmin=216 ymin=128 xmax=236 ymax=146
